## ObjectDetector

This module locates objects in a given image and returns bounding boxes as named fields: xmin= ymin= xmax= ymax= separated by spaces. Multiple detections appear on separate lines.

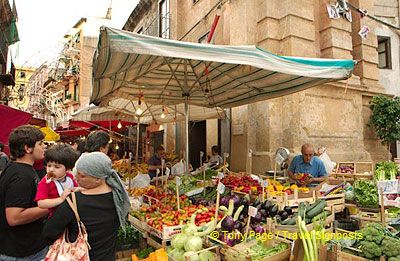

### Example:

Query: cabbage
xmin=184 ymin=236 xmax=203 ymax=252
xmin=182 ymin=223 xmax=198 ymax=235
xmin=171 ymin=233 xmax=187 ymax=250
xmin=169 ymin=248 xmax=185 ymax=261
xmin=199 ymin=250 xmax=214 ymax=261
xmin=184 ymin=252 xmax=200 ymax=261
xmin=345 ymin=190 xmax=355 ymax=201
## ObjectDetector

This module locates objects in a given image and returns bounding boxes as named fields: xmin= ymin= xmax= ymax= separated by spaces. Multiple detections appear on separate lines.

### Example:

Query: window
xmin=158 ymin=0 xmax=169 ymax=38
xmin=198 ymin=32 xmax=209 ymax=44
xmin=73 ymin=83 xmax=79 ymax=101
xmin=378 ymin=36 xmax=391 ymax=69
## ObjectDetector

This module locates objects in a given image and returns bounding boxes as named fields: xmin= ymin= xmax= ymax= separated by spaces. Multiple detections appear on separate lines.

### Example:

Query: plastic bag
xmin=172 ymin=160 xmax=186 ymax=176
xmin=131 ymin=173 xmax=151 ymax=188
xmin=319 ymin=148 xmax=336 ymax=174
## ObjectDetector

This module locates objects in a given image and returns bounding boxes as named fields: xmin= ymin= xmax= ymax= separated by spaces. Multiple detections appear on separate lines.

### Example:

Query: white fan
xmin=273 ymin=147 xmax=290 ymax=182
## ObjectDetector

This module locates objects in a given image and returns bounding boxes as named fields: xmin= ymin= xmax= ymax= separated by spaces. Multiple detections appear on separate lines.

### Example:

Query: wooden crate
xmin=221 ymin=237 xmax=291 ymax=261
xmin=272 ymin=189 xmax=316 ymax=209
xmin=318 ymin=244 xmax=369 ymax=261
xmin=319 ymin=193 xmax=346 ymax=214
xmin=334 ymin=162 xmax=355 ymax=174
xmin=115 ymin=249 xmax=136 ymax=261
xmin=355 ymin=162 xmax=374 ymax=174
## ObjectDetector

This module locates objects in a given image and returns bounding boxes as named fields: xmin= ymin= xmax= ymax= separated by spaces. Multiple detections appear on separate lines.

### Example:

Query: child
xmin=35 ymin=143 xmax=79 ymax=217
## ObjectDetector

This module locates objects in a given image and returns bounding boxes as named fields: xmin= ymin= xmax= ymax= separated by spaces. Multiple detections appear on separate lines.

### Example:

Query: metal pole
xmin=136 ymin=117 xmax=140 ymax=167
xmin=185 ymin=95 xmax=189 ymax=173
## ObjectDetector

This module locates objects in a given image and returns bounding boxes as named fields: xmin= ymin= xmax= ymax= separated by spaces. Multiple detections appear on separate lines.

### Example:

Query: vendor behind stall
xmin=288 ymin=144 xmax=327 ymax=185
xmin=148 ymin=145 xmax=166 ymax=180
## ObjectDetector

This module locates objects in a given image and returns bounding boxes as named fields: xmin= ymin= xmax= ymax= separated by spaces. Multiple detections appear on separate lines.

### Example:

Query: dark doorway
xmin=189 ymin=121 xmax=206 ymax=169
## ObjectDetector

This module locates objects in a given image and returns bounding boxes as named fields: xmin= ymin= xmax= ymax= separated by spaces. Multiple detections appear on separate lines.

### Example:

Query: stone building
xmin=124 ymin=0 xmax=397 ymax=173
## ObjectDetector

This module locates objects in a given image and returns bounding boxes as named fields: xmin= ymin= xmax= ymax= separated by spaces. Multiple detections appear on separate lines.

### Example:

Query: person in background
xmin=85 ymin=130 xmax=110 ymax=154
xmin=43 ymin=152 xmax=130 ymax=260
xmin=0 ymin=143 xmax=9 ymax=172
xmin=35 ymin=143 xmax=79 ymax=217
xmin=208 ymin=145 xmax=224 ymax=166
xmin=0 ymin=125 xmax=49 ymax=260
xmin=72 ymin=138 xmax=87 ymax=156
xmin=288 ymin=143 xmax=328 ymax=185
xmin=148 ymin=146 xmax=166 ymax=180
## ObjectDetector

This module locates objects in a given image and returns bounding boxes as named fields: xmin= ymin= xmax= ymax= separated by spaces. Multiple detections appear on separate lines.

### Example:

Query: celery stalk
xmin=298 ymin=216 xmax=311 ymax=261
xmin=311 ymin=230 xmax=318 ymax=261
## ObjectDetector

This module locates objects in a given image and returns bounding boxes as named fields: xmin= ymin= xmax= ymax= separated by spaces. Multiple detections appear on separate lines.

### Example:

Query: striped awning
xmin=91 ymin=27 xmax=354 ymax=108
xmin=72 ymin=98 xmax=226 ymax=124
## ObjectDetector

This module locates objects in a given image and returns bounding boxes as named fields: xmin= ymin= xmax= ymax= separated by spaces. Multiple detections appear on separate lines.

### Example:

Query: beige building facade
xmin=124 ymin=0 xmax=396 ymax=173
xmin=8 ymin=66 xmax=36 ymax=110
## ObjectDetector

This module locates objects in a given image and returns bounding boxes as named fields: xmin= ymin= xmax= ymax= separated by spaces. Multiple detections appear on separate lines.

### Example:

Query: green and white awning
xmin=91 ymin=27 xmax=354 ymax=108
xmin=72 ymin=98 xmax=226 ymax=124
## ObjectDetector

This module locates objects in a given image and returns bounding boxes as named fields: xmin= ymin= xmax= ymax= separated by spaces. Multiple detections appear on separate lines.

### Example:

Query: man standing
xmin=148 ymin=146 xmax=166 ymax=180
xmin=0 ymin=143 xmax=9 ymax=172
xmin=0 ymin=125 xmax=49 ymax=260
xmin=288 ymin=143 xmax=328 ymax=185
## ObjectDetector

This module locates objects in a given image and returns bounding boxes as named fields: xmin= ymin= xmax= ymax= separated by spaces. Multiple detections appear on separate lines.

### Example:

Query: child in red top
xmin=35 ymin=143 xmax=79 ymax=217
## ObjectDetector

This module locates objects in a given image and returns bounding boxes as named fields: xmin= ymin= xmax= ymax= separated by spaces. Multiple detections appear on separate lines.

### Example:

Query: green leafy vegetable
xmin=354 ymin=180 xmax=378 ymax=207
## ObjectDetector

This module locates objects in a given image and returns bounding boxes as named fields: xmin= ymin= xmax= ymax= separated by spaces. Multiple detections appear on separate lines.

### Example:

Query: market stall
xmin=91 ymin=27 xmax=354 ymax=173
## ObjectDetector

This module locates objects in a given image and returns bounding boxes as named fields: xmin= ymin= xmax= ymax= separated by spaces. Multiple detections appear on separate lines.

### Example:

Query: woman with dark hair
xmin=43 ymin=152 xmax=130 ymax=260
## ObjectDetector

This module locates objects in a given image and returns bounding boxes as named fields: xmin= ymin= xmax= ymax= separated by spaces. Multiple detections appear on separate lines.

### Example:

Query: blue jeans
xmin=0 ymin=246 xmax=48 ymax=261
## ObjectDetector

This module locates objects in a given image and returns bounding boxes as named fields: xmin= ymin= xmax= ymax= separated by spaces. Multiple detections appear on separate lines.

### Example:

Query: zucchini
xmin=311 ymin=210 xmax=331 ymax=223
xmin=306 ymin=199 xmax=322 ymax=212
xmin=298 ymin=202 xmax=306 ymax=218
xmin=280 ymin=217 xmax=296 ymax=225
xmin=306 ymin=200 xmax=327 ymax=218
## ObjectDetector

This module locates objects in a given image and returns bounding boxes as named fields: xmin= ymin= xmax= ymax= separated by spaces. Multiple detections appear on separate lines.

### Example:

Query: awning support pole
xmin=136 ymin=117 xmax=140 ymax=167
xmin=184 ymin=95 xmax=189 ymax=174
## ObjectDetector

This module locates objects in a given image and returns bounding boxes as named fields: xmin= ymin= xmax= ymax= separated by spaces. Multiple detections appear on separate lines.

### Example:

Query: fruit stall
xmin=115 ymin=159 xmax=400 ymax=261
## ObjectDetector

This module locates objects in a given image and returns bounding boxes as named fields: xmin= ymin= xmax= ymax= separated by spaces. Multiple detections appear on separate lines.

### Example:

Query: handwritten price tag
xmin=165 ymin=168 xmax=171 ymax=177
xmin=175 ymin=176 xmax=182 ymax=186
xmin=156 ymin=169 xmax=160 ymax=175
xmin=217 ymin=172 xmax=225 ymax=179
xmin=224 ymin=153 xmax=230 ymax=158
xmin=217 ymin=182 xmax=226 ymax=194
xmin=248 ymin=206 xmax=258 ymax=217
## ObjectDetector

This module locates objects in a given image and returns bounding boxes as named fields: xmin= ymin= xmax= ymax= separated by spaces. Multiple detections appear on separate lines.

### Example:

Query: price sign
xmin=217 ymin=172 xmax=225 ymax=179
xmin=165 ymin=168 xmax=171 ymax=177
xmin=377 ymin=180 xmax=399 ymax=194
xmin=248 ymin=206 xmax=258 ymax=217
xmin=248 ymin=149 xmax=253 ymax=157
xmin=224 ymin=153 xmax=230 ymax=158
xmin=161 ymin=159 xmax=165 ymax=166
xmin=217 ymin=182 xmax=226 ymax=194
xmin=156 ymin=169 xmax=160 ymax=175
xmin=261 ymin=180 xmax=268 ymax=188
xmin=175 ymin=176 xmax=182 ymax=186
xmin=200 ymin=151 xmax=204 ymax=157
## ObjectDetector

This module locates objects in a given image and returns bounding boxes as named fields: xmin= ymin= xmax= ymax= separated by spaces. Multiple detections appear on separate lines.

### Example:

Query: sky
xmin=11 ymin=0 xmax=138 ymax=67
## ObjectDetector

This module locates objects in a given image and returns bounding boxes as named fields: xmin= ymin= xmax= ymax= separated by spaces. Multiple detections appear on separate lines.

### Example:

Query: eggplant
xmin=262 ymin=200 xmax=272 ymax=211
xmin=259 ymin=209 xmax=267 ymax=218
xmin=253 ymin=199 xmax=261 ymax=208
xmin=234 ymin=221 xmax=243 ymax=230
xmin=251 ymin=212 xmax=262 ymax=223
xmin=221 ymin=216 xmax=235 ymax=232
xmin=269 ymin=204 xmax=278 ymax=217
xmin=280 ymin=211 xmax=289 ymax=220
xmin=283 ymin=206 xmax=293 ymax=215
xmin=256 ymin=204 xmax=263 ymax=211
